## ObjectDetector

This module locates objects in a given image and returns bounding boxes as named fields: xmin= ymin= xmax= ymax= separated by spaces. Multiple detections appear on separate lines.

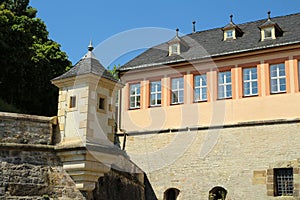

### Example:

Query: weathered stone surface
xmin=93 ymin=169 xmax=145 ymax=200
xmin=0 ymin=112 xmax=57 ymax=145
xmin=0 ymin=162 xmax=84 ymax=199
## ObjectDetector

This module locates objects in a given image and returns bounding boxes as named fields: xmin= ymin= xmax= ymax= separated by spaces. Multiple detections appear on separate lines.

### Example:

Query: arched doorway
xmin=208 ymin=186 xmax=227 ymax=200
xmin=164 ymin=188 xmax=180 ymax=200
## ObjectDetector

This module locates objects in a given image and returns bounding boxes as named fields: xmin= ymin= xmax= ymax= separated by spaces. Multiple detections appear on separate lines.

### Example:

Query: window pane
xmin=279 ymin=64 xmax=285 ymax=76
xmin=202 ymin=88 xmax=207 ymax=100
xmin=194 ymin=76 xmax=200 ymax=86
xmin=226 ymin=85 xmax=232 ymax=97
xmin=171 ymin=92 xmax=177 ymax=103
xmin=157 ymin=93 xmax=161 ymax=101
xmin=179 ymin=78 xmax=184 ymax=88
xmin=218 ymin=86 xmax=225 ymax=99
xmin=179 ymin=90 xmax=184 ymax=103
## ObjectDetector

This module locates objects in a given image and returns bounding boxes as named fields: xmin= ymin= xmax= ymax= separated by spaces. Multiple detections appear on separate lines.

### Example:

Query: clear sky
xmin=30 ymin=0 xmax=300 ymax=67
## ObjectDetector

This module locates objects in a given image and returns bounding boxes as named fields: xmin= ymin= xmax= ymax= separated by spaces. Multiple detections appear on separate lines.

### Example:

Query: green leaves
xmin=0 ymin=0 xmax=71 ymax=116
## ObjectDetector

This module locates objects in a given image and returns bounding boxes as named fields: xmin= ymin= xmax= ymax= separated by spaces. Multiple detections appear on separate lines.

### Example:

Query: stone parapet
xmin=0 ymin=112 xmax=58 ymax=145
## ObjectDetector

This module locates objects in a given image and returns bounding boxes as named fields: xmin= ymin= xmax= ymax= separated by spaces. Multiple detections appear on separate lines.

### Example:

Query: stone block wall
xmin=0 ymin=112 xmax=147 ymax=200
xmin=122 ymin=120 xmax=300 ymax=200
xmin=0 ymin=112 xmax=58 ymax=145
xmin=93 ymin=169 xmax=145 ymax=200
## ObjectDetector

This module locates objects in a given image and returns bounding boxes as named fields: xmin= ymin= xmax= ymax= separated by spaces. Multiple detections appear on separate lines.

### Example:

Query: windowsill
xmin=149 ymin=105 xmax=161 ymax=108
xmin=243 ymin=94 xmax=258 ymax=98
xmin=194 ymin=100 xmax=207 ymax=103
xmin=270 ymin=91 xmax=286 ymax=95
xmin=128 ymin=107 xmax=140 ymax=110
xmin=67 ymin=107 xmax=78 ymax=112
xmin=217 ymin=97 xmax=232 ymax=101
xmin=97 ymin=109 xmax=106 ymax=114
xmin=170 ymin=103 xmax=184 ymax=106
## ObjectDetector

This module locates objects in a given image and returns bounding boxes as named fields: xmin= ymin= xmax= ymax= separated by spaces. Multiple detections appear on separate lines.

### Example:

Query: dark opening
xmin=164 ymin=188 xmax=180 ymax=200
xmin=209 ymin=186 xmax=227 ymax=200
xmin=274 ymin=168 xmax=293 ymax=196
xmin=99 ymin=97 xmax=105 ymax=110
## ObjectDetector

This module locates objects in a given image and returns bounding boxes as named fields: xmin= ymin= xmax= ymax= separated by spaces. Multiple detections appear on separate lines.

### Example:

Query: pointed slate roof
xmin=120 ymin=12 xmax=300 ymax=71
xmin=53 ymin=43 xmax=118 ymax=82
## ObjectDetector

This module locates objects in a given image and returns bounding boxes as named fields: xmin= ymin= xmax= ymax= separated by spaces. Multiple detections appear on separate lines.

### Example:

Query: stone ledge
xmin=0 ymin=112 xmax=57 ymax=124
xmin=0 ymin=143 xmax=55 ymax=151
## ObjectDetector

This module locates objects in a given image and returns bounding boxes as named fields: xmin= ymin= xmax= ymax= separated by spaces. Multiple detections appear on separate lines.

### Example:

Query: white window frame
xmin=171 ymin=77 xmax=184 ymax=104
xmin=194 ymin=74 xmax=207 ymax=102
xmin=150 ymin=81 xmax=162 ymax=106
xmin=171 ymin=44 xmax=179 ymax=55
xmin=129 ymin=83 xmax=140 ymax=109
xmin=226 ymin=30 xmax=233 ymax=38
xmin=243 ymin=67 xmax=258 ymax=96
xmin=270 ymin=63 xmax=286 ymax=94
xmin=218 ymin=71 xmax=232 ymax=99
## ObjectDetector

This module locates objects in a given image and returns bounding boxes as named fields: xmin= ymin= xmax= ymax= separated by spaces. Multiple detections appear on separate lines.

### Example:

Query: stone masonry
xmin=0 ymin=112 xmax=146 ymax=200
xmin=122 ymin=120 xmax=300 ymax=200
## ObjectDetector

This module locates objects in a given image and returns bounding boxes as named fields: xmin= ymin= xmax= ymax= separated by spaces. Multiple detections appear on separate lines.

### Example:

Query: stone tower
xmin=51 ymin=42 xmax=127 ymax=197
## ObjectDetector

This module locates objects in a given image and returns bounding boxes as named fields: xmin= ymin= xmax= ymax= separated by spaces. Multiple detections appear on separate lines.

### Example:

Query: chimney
xmin=192 ymin=21 xmax=196 ymax=33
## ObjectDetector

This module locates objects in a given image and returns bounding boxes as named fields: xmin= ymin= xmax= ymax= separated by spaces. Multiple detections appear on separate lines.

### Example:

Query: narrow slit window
xmin=99 ymin=97 xmax=105 ymax=110
xmin=69 ymin=96 xmax=76 ymax=108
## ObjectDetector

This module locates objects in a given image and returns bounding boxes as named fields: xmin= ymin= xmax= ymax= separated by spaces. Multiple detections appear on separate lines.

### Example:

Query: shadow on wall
xmin=92 ymin=169 xmax=158 ymax=200
xmin=144 ymin=174 xmax=158 ymax=200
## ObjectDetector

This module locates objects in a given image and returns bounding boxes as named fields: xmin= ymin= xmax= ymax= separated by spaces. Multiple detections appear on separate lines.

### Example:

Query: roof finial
xmin=192 ymin=21 xmax=196 ymax=33
xmin=88 ymin=40 xmax=94 ymax=51
xmin=267 ymin=10 xmax=271 ymax=20
xmin=176 ymin=28 xmax=179 ymax=37
xmin=230 ymin=14 xmax=233 ymax=23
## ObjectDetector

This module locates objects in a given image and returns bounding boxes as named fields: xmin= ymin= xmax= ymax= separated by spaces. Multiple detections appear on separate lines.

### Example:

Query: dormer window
xmin=168 ymin=28 xmax=188 ymax=56
xmin=263 ymin=27 xmax=273 ymax=39
xmin=170 ymin=43 xmax=179 ymax=55
xmin=260 ymin=11 xmax=283 ymax=41
xmin=226 ymin=30 xmax=234 ymax=38
xmin=222 ymin=15 xmax=243 ymax=41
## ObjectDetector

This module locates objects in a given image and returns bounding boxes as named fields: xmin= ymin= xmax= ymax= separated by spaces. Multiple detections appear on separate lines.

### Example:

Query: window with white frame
xmin=264 ymin=27 xmax=273 ymax=39
xmin=218 ymin=71 xmax=232 ymax=99
xmin=243 ymin=67 xmax=258 ymax=96
xmin=226 ymin=30 xmax=233 ymax=39
xmin=171 ymin=77 xmax=184 ymax=104
xmin=274 ymin=168 xmax=293 ymax=196
xmin=171 ymin=44 xmax=179 ymax=55
xmin=150 ymin=81 xmax=161 ymax=106
xmin=129 ymin=83 xmax=140 ymax=109
xmin=270 ymin=63 xmax=286 ymax=94
xmin=194 ymin=74 xmax=207 ymax=102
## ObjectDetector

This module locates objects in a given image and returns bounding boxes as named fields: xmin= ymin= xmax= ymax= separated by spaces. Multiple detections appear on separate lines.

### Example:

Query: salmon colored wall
xmin=120 ymin=48 xmax=300 ymax=132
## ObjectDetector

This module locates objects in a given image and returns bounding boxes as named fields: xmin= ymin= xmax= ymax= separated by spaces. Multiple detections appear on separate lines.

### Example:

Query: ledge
xmin=123 ymin=118 xmax=300 ymax=136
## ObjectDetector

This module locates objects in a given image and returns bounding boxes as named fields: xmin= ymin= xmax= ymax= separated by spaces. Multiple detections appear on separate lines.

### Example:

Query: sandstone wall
xmin=0 ymin=112 xmax=146 ymax=200
xmin=122 ymin=120 xmax=300 ymax=200
xmin=0 ymin=112 xmax=58 ymax=145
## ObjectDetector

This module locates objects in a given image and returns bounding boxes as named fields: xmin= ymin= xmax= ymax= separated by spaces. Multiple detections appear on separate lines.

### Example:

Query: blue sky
xmin=30 ymin=0 xmax=300 ymax=67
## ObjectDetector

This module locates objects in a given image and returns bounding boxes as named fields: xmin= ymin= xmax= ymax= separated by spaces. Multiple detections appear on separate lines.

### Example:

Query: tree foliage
xmin=107 ymin=64 xmax=120 ymax=80
xmin=0 ymin=0 xmax=71 ymax=116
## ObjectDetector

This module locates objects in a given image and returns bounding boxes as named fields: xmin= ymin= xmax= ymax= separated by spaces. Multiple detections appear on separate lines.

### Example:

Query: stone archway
xmin=208 ymin=186 xmax=227 ymax=200
xmin=164 ymin=188 xmax=180 ymax=200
